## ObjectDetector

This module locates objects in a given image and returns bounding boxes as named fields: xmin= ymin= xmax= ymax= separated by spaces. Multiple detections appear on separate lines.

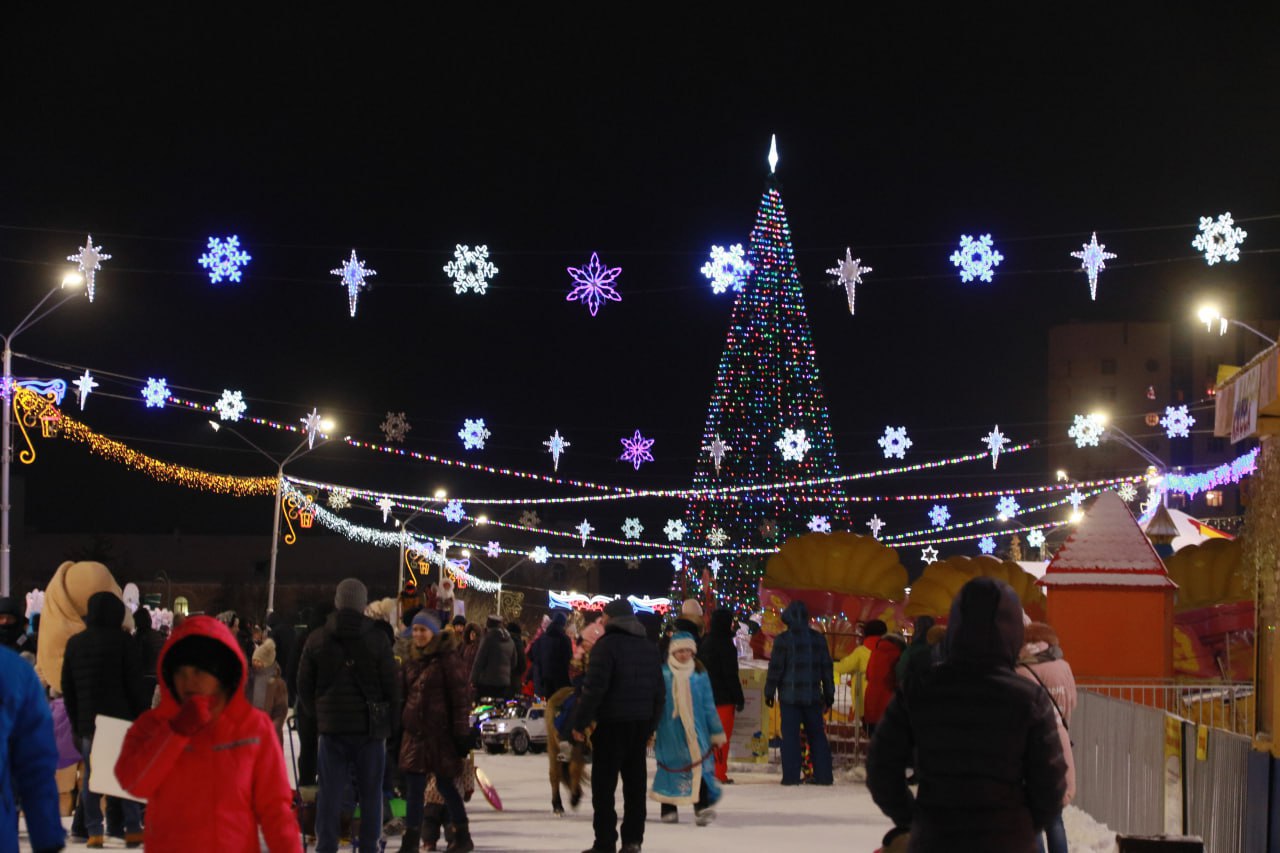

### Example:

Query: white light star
xmin=301 ymin=408 xmax=323 ymax=449
xmin=983 ymin=426 xmax=1011 ymax=469
xmin=575 ymin=519 xmax=594 ymax=546
xmin=827 ymin=247 xmax=872 ymax=315
xmin=72 ymin=370 xmax=98 ymax=410
xmin=1070 ymin=232 xmax=1117 ymax=301
xmin=544 ymin=430 xmax=571 ymax=472
xmin=702 ymin=435 xmax=731 ymax=475
xmin=866 ymin=515 xmax=885 ymax=538
xmin=708 ymin=558 xmax=722 ymax=579
xmin=330 ymin=249 xmax=377 ymax=317
xmin=921 ymin=546 xmax=939 ymax=564
xmin=1066 ymin=489 xmax=1086 ymax=510
xmin=767 ymin=134 xmax=779 ymax=173
xmin=376 ymin=496 xmax=394 ymax=522
xmin=67 ymin=235 xmax=111 ymax=302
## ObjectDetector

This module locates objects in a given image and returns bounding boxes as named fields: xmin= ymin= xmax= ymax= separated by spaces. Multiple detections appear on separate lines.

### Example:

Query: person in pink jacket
xmin=1017 ymin=621 xmax=1077 ymax=853
xmin=115 ymin=615 xmax=301 ymax=853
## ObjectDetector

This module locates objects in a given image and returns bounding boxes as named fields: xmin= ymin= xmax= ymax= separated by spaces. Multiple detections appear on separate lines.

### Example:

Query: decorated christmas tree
xmin=678 ymin=153 xmax=848 ymax=612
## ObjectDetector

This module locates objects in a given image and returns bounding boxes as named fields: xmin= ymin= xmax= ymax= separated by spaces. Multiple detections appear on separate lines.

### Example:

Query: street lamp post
xmin=468 ymin=554 xmax=530 ymax=618
xmin=1197 ymin=305 xmax=1278 ymax=346
xmin=395 ymin=489 xmax=449 ymax=596
xmin=1 ymin=272 xmax=84 ymax=597
xmin=1095 ymin=415 xmax=1168 ymax=508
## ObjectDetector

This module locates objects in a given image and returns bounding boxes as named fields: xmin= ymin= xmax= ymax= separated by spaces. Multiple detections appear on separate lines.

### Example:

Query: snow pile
xmin=1041 ymin=492 xmax=1175 ymax=588
xmin=1065 ymin=804 xmax=1117 ymax=853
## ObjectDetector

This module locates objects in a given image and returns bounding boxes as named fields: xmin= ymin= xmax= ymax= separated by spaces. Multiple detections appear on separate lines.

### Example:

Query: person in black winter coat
xmin=266 ymin=611 xmax=297 ymax=706
xmin=134 ymin=606 xmax=166 ymax=698
xmin=61 ymin=591 xmax=149 ymax=846
xmin=573 ymin=599 xmax=664 ymax=853
xmin=867 ymin=577 xmax=1068 ymax=852
xmin=530 ymin=612 xmax=573 ymax=698
xmin=471 ymin=615 xmax=519 ymax=698
xmin=764 ymin=600 xmax=835 ymax=786
xmin=698 ymin=608 xmax=745 ymax=784
xmin=506 ymin=622 xmax=526 ymax=693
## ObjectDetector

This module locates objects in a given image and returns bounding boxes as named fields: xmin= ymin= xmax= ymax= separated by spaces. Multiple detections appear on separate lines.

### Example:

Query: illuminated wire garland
xmin=880 ymin=487 xmax=1115 ymax=542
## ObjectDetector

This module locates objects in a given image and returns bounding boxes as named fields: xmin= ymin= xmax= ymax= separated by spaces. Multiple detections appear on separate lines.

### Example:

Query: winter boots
xmin=399 ymin=827 xmax=420 ymax=851
xmin=444 ymin=821 xmax=473 ymax=853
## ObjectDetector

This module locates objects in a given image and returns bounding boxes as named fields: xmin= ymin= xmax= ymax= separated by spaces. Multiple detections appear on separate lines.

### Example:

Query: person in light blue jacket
xmin=1 ymin=644 xmax=65 ymax=853
xmin=651 ymin=632 xmax=726 ymax=826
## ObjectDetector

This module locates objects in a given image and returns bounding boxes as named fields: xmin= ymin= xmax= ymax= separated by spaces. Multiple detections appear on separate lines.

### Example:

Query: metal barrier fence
xmin=1079 ymin=679 xmax=1254 ymax=736
xmin=1182 ymin=723 xmax=1249 ymax=853
xmin=762 ymin=672 xmax=867 ymax=769
xmin=1073 ymin=690 xmax=1168 ymax=836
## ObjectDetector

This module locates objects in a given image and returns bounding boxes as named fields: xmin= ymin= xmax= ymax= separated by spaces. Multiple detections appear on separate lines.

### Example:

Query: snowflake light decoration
xmin=921 ymin=546 xmax=939 ymax=564
xmin=575 ymin=519 xmax=594 ymax=546
xmin=544 ymin=430 xmax=570 ymax=472
xmin=1160 ymin=405 xmax=1195 ymax=439
xmin=808 ymin=515 xmax=832 ymax=533
xmin=530 ymin=546 xmax=550 ymax=564
xmin=1192 ymin=213 xmax=1247 ymax=266
xmin=867 ymin=515 xmax=885 ymax=538
xmin=485 ymin=541 xmax=501 ymax=558
xmin=301 ymin=408 xmax=323 ymax=449
xmin=443 ymin=500 xmax=466 ymax=523
xmin=519 ymin=510 xmax=541 ymax=528
xmin=330 ymin=249 xmax=377 ymax=317
xmin=327 ymin=489 xmax=351 ymax=510
xmin=198 ymin=235 xmax=251 ymax=284
xmin=776 ymin=428 xmax=811 ymax=462
xmin=443 ymin=244 xmax=498 ymax=295
xmin=1066 ymin=489 xmax=1086 ymax=510
xmin=215 ymin=389 xmax=247 ymax=422
xmin=708 ymin=558 xmax=722 ymax=579
xmin=621 ymin=517 xmax=643 ymax=539
xmin=73 ymin=370 xmax=98 ymax=410
xmin=928 ymin=504 xmax=951 ymax=527
xmin=619 ymin=430 xmax=655 ymax=470
xmin=381 ymin=412 xmax=411 ymax=443
xmin=458 ymin=418 xmax=491 ymax=450
xmin=1068 ymin=413 xmax=1106 ymax=448
xmin=141 ymin=377 xmax=169 ymax=408
xmin=565 ymin=252 xmax=622 ymax=316
xmin=67 ymin=235 xmax=111 ymax=302
xmin=702 ymin=435 xmax=731 ymax=475
xmin=701 ymin=244 xmax=754 ymax=295
xmin=706 ymin=526 xmax=729 ymax=547
xmin=827 ymin=247 xmax=872 ymax=315
xmin=949 ymin=234 xmax=1003 ymax=283
xmin=978 ymin=536 xmax=997 ymax=555
xmin=1070 ymin=232 xmax=1117 ymax=301
xmin=663 ymin=519 xmax=687 ymax=542
xmin=1117 ymin=481 xmax=1138 ymax=502
xmin=1026 ymin=529 xmax=1046 ymax=549
xmin=995 ymin=495 xmax=1020 ymax=521
xmin=878 ymin=426 xmax=912 ymax=459
xmin=376 ymin=496 xmax=394 ymax=522
xmin=983 ymin=425 xmax=1011 ymax=469
xmin=670 ymin=553 xmax=687 ymax=572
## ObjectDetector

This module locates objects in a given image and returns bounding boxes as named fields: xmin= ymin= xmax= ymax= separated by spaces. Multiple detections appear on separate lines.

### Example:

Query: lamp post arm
xmin=13 ymin=293 xmax=81 ymax=341
xmin=1229 ymin=319 xmax=1277 ymax=346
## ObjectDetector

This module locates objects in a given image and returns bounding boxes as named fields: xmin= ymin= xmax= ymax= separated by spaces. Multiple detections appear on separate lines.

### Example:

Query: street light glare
xmin=1197 ymin=304 xmax=1221 ymax=325
xmin=319 ymin=418 xmax=336 ymax=432
xmin=1089 ymin=411 xmax=1109 ymax=425
xmin=61 ymin=271 xmax=84 ymax=288
xmin=434 ymin=488 xmax=448 ymax=500
xmin=461 ymin=549 xmax=470 ymax=557
xmin=476 ymin=515 xmax=489 ymax=526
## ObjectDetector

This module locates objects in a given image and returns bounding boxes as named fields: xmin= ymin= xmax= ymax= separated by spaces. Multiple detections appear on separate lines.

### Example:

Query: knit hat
xmin=334 ymin=578 xmax=368 ymax=612
xmin=669 ymin=631 xmax=697 ymax=654
xmin=603 ymin=598 xmax=632 ymax=618
xmin=451 ymin=614 xmax=467 ymax=628
xmin=486 ymin=614 xmax=503 ymax=628
xmin=253 ymin=638 xmax=277 ymax=668
xmin=864 ymin=619 xmax=888 ymax=638
xmin=550 ymin=612 xmax=567 ymax=628
xmin=680 ymin=599 xmax=703 ymax=619
xmin=412 ymin=610 xmax=441 ymax=635
xmin=163 ymin=630 xmax=242 ymax=697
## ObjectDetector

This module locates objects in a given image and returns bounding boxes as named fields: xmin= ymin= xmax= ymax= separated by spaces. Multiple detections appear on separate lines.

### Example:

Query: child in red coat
xmin=115 ymin=615 xmax=301 ymax=853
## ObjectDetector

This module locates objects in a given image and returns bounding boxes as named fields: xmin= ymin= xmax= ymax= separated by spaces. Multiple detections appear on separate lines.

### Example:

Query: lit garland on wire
xmin=548 ymin=590 xmax=672 ymax=614
xmin=882 ymin=488 xmax=1110 ymax=542
xmin=1164 ymin=448 xmax=1259 ymax=498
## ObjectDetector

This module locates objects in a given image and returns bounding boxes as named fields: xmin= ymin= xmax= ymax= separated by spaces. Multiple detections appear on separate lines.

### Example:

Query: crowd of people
xmin=2 ymin=559 xmax=1078 ymax=853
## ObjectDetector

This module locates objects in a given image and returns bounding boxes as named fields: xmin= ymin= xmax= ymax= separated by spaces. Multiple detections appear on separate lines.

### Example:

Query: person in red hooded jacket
xmin=115 ymin=615 xmax=301 ymax=853
xmin=861 ymin=633 xmax=907 ymax=735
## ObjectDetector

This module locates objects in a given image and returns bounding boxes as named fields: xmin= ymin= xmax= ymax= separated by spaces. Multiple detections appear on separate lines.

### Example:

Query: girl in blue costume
xmin=651 ymin=632 xmax=726 ymax=825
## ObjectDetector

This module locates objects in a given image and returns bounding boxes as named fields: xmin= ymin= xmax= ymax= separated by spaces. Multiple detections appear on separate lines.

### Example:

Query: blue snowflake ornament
xmin=619 ymin=430 xmax=655 ymax=470
xmin=995 ymin=495 xmax=1020 ymax=521
xmin=928 ymin=504 xmax=951 ymax=527
xmin=566 ymin=253 xmax=622 ymax=316
xmin=949 ymin=234 xmax=1003 ymax=283
xmin=141 ymin=377 xmax=169 ymax=408
xmin=978 ymin=536 xmax=997 ymax=555
xmin=443 ymin=500 xmax=466 ymax=523
xmin=701 ymin=244 xmax=754 ymax=295
xmin=458 ymin=418 xmax=491 ymax=450
xmin=1160 ymin=405 xmax=1195 ymax=439
xmin=198 ymin=235 xmax=251 ymax=284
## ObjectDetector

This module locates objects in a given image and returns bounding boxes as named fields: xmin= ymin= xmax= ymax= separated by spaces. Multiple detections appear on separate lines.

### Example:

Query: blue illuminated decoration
xmin=928 ymin=504 xmax=951 ymax=527
xmin=978 ymin=536 xmax=997 ymax=555
xmin=17 ymin=379 xmax=67 ymax=406
xmin=1164 ymin=448 xmax=1258 ymax=498
xmin=565 ymin=253 xmax=622 ymax=316
xmin=995 ymin=495 xmax=1020 ymax=520
xmin=619 ymin=430 xmax=655 ymax=470
xmin=331 ymin=249 xmax=377 ymax=317
xmin=141 ymin=377 xmax=170 ymax=408
xmin=198 ymin=235 xmax=251 ymax=284
xmin=949 ymin=234 xmax=1003 ymax=283
xmin=701 ymin=244 xmax=753 ymax=295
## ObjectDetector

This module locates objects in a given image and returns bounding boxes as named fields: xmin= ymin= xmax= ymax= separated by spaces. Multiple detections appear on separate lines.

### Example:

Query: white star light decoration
xmin=1068 ymin=413 xmax=1106 ymax=448
xmin=331 ymin=250 xmax=376 ymax=317
xmin=878 ymin=426 xmax=912 ymax=459
xmin=807 ymin=515 xmax=832 ymax=534
xmin=950 ymin=234 xmax=1003 ymax=283
xmin=565 ymin=252 xmax=623 ymax=316
xmin=776 ymin=428 xmax=811 ymax=462
xmin=867 ymin=515 xmax=885 ymax=538
xmin=1192 ymin=212 xmax=1247 ymax=265
xmin=141 ymin=377 xmax=170 ymax=408
xmin=301 ymin=408 xmax=323 ymax=449
xmin=458 ymin=418 xmax=491 ymax=450
xmin=443 ymin=500 xmax=466 ymax=523
xmin=67 ymin=235 xmax=111 ymax=302
xmin=1026 ymin=529 xmax=1046 ymax=550
xmin=983 ymin=426 xmax=1011 ymax=469
xmin=827 ymin=248 xmax=872 ymax=315
xmin=663 ymin=519 xmax=687 ymax=542
xmin=1160 ymin=405 xmax=1195 ymax=439
xmin=708 ymin=558 xmax=722 ymax=579
xmin=73 ymin=370 xmax=98 ymax=410
xmin=1066 ymin=489 xmax=1086 ymax=510
xmin=929 ymin=504 xmax=951 ymax=527
xmin=619 ymin=430 xmax=655 ymax=470
xmin=530 ymin=546 xmax=550 ymax=564
xmin=575 ymin=520 xmax=594 ymax=546
xmin=621 ymin=517 xmax=643 ymax=539
xmin=706 ymin=526 xmax=729 ymax=546
xmin=485 ymin=541 xmax=502 ymax=559
xmin=921 ymin=546 xmax=939 ymax=564
xmin=702 ymin=435 xmax=731 ymax=475
xmin=978 ymin=536 xmax=997 ymax=555
xmin=198 ymin=235 xmax=251 ymax=284
xmin=1070 ymin=232 xmax=1117 ymax=301
xmin=701 ymin=244 xmax=754 ymax=295
xmin=381 ymin=412 xmax=411 ymax=443
xmin=444 ymin=244 xmax=498 ymax=294
xmin=1117 ymin=481 xmax=1138 ymax=502
xmin=544 ymin=430 xmax=571 ymax=472
xmin=995 ymin=495 xmax=1020 ymax=521
xmin=376 ymin=497 xmax=394 ymax=522
xmin=215 ymin=389 xmax=247 ymax=422
xmin=519 ymin=510 xmax=541 ymax=528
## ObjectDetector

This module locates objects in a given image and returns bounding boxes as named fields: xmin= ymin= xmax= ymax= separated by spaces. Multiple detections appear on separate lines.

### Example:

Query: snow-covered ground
xmin=23 ymin=751 xmax=1119 ymax=852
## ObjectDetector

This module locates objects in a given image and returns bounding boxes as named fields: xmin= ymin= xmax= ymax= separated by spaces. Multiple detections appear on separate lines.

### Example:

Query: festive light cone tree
xmin=677 ymin=168 xmax=848 ymax=612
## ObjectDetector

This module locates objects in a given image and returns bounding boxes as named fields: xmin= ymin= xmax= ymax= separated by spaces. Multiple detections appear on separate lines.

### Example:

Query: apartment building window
xmin=1101 ymin=358 xmax=1117 ymax=375
xmin=1205 ymin=490 xmax=1224 ymax=507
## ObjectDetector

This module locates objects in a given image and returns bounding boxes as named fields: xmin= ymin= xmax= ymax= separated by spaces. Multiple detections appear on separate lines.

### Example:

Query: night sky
xmin=3 ymin=9 xmax=1279 ymax=595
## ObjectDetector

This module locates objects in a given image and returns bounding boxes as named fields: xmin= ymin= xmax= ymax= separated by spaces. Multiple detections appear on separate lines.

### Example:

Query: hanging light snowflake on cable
xmin=928 ymin=504 xmax=951 ymax=527
xmin=995 ymin=495 xmax=1020 ymax=521
xmin=73 ymin=370 xmax=98 ymax=410
xmin=621 ymin=517 xmax=643 ymax=539
xmin=198 ymin=235 xmax=251 ymax=284
xmin=381 ymin=412 xmax=411 ymax=443
xmin=443 ymin=500 xmax=466 ymax=523
xmin=663 ymin=519 xmax=687 ymax=542
xmin=921 ymin=546 xmax=939 ymax=564
xmin=327 ymin=489 xmax=352 ymax=510
xmin=530 ymin=546 xmax=550 ymax=564
xmin=575 ymin=519 xmax=594 ymax=546
xmin=1192 ymin=212 xmax=1247 ymax=265
xmin=949 ymin=234 xmax=1003 ymax=283
xmin=444 ymin=244 xmax=498 ymax=294
xmin=670 ymin=553 xmax=687 ymax=572
xmin=827 ymin=248 xmax=872 ymax=315
xmin=776 ymin=428 xmax=811 ymax=462
xmin=1066 ymin=489 xmax=1086 ymax=510
xmin=807 ymin=515 xmax=832 ymax=533
xmin=1068 ymin=413 xmax=1106 ymax=448
xmin=698 ymin=527 xmax=725 ymax=548
xmin=215 ymin=389 xmax=247 ymax=422
xmin=701 ymin=244 xmax=754 ymax=295
xmin=878 ymin=426 xmax=912 ymax=459
xmin=565 ymin=252 xmax=622 ymax=316
xmin=330 ymin=249 xmax=376 ymax=317
xmin=519 ymin=509 xmax=541 ymax=528
xmin=543 ymin=430 xmax=570 ymax=472
xmin=458 ymin=418 xmax=491 ymax=450
xmin=1026 ymin=529 xmax=1046 ymax=550
xmin=1160 ymin=405 xmax=1195 ymax=439
xmin=978 ymin=536 xmax=997 ymax=555
xmin=141 ymin=377 xmax=169 ymax=408
xmin=702 ymin=435 xmax=731 ymax=475
xmin=67 ymin=235 xmax=111 ymax=302
xmin=867 ymin=515 xmax=885 ymax=538
xmin=1117 ymin=481 xmax=1138 ymax=502
xmin=983 ymin=425 xmax=1011 ymax=469
xmin=376 ymin=496 xmax=394 ymax=522
xmin=619 ymin=430 xmax=655 ymax=470
xmin=485 ymin=541 xmax=501 ymax=558
xmin=1070 ymin=232 xmax=1117 ymax=301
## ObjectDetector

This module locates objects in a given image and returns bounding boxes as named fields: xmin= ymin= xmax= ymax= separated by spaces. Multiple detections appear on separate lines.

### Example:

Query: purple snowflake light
xmin=619 ymin=429 xmax=655 ymax=470
xmin=566 ymin=252 xmax=622 ymax=316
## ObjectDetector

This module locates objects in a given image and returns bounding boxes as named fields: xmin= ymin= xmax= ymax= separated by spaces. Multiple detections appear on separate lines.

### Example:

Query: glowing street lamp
xmin=1196 ymin=304 xmax=1276 ymax=345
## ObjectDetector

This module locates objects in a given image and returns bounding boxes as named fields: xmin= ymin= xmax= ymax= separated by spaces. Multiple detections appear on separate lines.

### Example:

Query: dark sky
xmin=2 ymin=8 xmax=1278 ymax=594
